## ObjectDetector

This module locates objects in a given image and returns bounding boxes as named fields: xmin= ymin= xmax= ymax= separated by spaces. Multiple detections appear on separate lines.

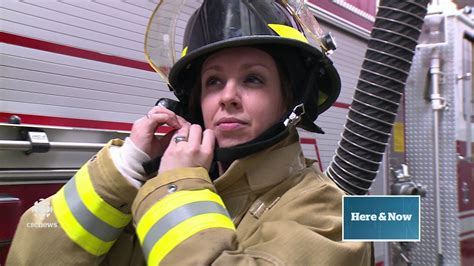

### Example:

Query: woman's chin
xmin=217 ymin=138 xmax=250 ymax=148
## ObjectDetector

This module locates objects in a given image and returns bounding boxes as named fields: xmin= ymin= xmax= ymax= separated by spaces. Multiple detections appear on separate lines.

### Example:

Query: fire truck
xmin=0 ymin=0 xmax=472 ymax=265
xmin=365 ymin=1 xmax=473 ymax=265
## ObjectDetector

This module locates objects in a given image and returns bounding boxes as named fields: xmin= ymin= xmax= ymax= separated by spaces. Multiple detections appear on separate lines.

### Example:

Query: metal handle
xmin=0 ymin=195 xmax=20 ymax=202
xmin=0 ymin=140 xmax=105 ymax=152
xmin=462 ymin=32 xmax=473 ymax=162
xmin=0 ymin=169 xmax=77 ymax=183
xmin=462 ymin=182 xmax=470 ymax=204
xmin=0 ymin=239 xmax=12 ymax=248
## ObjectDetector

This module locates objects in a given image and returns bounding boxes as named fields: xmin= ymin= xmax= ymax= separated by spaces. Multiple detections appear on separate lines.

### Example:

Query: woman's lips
xmin=216 ymin=118 xmax=247 ymax=131
xmin=217 ymin=122 xmax=245 ymax=131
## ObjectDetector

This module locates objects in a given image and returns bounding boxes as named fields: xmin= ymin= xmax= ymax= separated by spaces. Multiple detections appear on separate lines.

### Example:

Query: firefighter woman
xmin=8 ymin=0 xmax=372 ymax=265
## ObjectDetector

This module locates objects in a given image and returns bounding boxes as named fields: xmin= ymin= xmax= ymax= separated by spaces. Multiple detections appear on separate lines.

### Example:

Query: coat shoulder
xmin=282 ymin=166 xmax=346 ymax=207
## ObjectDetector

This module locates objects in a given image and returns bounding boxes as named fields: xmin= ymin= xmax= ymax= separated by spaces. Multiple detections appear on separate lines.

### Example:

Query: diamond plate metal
xmin=405 ymin=14 xmax=461 ymax=265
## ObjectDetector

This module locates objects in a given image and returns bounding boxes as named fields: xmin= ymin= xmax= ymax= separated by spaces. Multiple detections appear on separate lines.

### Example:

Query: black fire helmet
xmin=145 ymin=0 xmax=341 ymax=133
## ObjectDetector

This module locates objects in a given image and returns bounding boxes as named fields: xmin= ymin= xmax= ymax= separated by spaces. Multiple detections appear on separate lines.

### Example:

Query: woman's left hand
xmin=158 ymin=124 xmax=215 ymax=173
xmin=130 ymin=106 xmax=188 ymax=159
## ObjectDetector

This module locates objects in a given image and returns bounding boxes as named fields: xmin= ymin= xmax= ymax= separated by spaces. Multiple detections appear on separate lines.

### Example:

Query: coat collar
xmin=213 ymin=130 xmax=306 ymax=219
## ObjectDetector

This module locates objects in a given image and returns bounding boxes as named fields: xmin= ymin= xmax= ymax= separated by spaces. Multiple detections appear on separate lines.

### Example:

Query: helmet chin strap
xmin=213 ymin=103 xmax=305 ymax=162
xmin=142 ymin=104 xmax=305 ymax=176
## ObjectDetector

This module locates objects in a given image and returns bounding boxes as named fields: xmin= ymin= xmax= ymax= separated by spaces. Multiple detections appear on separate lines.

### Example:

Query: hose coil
xmin=326 ymin=0 xmax=431 ymax=195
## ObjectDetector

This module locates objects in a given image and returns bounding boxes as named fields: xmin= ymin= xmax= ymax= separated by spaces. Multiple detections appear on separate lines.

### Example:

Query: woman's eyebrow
xmin=241 ymin=63 xmax=270 ymax=71
xmin=202 ymin=62 xmax=270 ymax=74
xmin=202 ymin=64 xmax=222 ymax=74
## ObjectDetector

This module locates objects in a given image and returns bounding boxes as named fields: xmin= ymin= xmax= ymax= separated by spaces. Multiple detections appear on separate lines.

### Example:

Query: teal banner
xmin=343 ymin=196 xmax=420 ymax=241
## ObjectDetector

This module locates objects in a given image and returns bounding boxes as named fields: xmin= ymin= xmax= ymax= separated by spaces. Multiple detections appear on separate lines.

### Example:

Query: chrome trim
xmin=0 ymin=169 xmax=76 ymax=182
xmin=0 ymin=140 xmax=104 ymax=152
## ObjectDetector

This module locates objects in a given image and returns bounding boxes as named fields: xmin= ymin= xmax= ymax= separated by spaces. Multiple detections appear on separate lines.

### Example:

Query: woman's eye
xmin=245 ymin=75 xmax=263 ymax=85
xmin=205 ymin=77 xmax=222 ymax=87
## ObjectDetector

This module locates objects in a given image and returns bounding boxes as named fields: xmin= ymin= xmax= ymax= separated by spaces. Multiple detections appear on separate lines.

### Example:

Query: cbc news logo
xmin=32 ymin=198 xmax=52 ymax=219
xmin=27 ymin=198 xmax=58 ymax=228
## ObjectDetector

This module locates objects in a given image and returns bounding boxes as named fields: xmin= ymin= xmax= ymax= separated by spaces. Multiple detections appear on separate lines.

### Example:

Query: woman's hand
xmin=130 ymin=106 xmax=189 ymax=158
xmin=159 ymin=124 xmax=215 ymax=173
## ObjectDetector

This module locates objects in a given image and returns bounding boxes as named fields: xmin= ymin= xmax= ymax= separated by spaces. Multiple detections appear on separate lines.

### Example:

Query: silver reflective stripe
xmin=64 ymin=178 xmax=124 ymax=242
xmin=142 ymin=201 xmax=230 ymax=261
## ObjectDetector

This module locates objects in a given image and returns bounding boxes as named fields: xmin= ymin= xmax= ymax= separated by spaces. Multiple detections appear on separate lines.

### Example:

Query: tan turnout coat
xmin=8 ymin=132 xmax=372 ymax=265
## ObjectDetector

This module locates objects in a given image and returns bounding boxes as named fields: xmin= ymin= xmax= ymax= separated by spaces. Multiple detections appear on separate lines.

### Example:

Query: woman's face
xmin=200 ymin=47 xmax=287 ymax=148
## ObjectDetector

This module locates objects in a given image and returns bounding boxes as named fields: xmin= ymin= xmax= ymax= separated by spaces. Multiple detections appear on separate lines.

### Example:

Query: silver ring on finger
xmin=174 ymin=135 xmax=188 ymax=143
xmin=146 ymin=113 xmax=151 ymax=119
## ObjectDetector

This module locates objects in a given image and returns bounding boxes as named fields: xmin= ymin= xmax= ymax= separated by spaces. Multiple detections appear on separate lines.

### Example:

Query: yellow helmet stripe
xmin=268 ymin=24 xmax=309 ymax=43
xmin=181 ymin=46 xmax=188 ymax=58
xmin=318 ymin=91 xmax=329 ymax=105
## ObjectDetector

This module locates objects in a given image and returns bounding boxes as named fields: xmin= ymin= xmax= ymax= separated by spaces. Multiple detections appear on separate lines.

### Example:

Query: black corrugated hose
xmin=326 ymin=0 xmax=431 ymax=195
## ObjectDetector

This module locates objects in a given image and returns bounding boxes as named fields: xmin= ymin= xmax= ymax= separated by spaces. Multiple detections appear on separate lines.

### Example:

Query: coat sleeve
xmin=6 ymin=139 xmax=138 ymax=266
xmin=131 ymin=168 xmax=373 ymax=265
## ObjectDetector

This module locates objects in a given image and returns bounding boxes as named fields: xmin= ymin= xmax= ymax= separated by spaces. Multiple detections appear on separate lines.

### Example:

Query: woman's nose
xmin=219 ymin=80 xmax=241 ymax=108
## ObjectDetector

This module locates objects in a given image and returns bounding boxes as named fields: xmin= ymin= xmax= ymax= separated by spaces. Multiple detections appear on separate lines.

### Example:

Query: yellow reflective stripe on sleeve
xmin=181 ymin=46 xmax=188 ymax=58
xmin=148 ymin=213 xmax=235 ymax=266
xmin=136 ymin=189 xmax=225 ymax=243
xmin=268 ymin=24 xmax=309 ymax=43
xmin=141 ymin=201 xmax=232 ymax=261
xmin=76 ymin=166 xmax=131 ymax=228
xmin=52 ymin=187 xmax=115 ymax=256
xmin=136 ymin=189 xmax=236 ymax=264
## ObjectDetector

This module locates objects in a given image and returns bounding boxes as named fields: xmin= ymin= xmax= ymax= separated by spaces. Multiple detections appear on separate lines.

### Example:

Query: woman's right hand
xmin=158 ymin=124 xmax=215 ymax=174
xmin=130 ymin=106 xmax=190 ymax=159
